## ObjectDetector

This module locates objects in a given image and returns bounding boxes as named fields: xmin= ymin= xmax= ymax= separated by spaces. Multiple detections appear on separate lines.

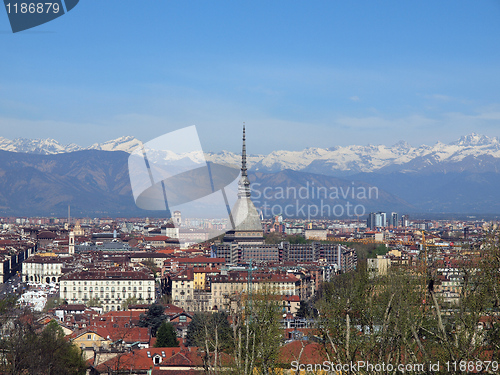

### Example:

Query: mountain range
xmin=2 ymin=133 xmax=499 ymax=176
xmin=0 ymin=133 xmax=499 ymax=217
xmin=0 ymin=149 xmax=412 ymax=218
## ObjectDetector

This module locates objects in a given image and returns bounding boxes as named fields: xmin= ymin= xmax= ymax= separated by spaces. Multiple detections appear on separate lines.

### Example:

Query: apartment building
xmin=22 ymin=255 xmax=71 ymax=283
xmin=60 ymin=269 xmax=155 ymax=312
xmin=171 ymin=269 xmax=194 ymax=311
xmin=210 ymin=271 xmax=299 ymax=312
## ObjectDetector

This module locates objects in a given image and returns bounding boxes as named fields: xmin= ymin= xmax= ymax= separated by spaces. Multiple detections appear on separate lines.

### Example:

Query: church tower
xmin=223 ymin=124 xmax=264 ymax=245
xmin=69 ymin=231 xmax=75 ymax=255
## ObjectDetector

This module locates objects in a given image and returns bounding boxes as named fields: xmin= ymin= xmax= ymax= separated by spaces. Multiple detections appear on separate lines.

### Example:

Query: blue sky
xmin=1 ymin=0 xmax=500 ymax=154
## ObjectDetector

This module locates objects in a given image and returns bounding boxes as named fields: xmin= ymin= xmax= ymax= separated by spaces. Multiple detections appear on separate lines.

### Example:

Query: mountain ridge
xmin=0 ymin=149 xmax=413 ymax=217
xmin=1 ymin=132 xmax=500 ymax=176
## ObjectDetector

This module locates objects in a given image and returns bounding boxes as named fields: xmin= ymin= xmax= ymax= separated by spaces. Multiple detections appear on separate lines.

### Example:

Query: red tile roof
xmin=278 ymin=341 xmax=329 ymax=364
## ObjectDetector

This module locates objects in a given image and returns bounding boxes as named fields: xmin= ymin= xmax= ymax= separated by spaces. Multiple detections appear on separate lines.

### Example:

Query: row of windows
xmin=63 ymin=292 xmax=152 ymax=300
xmin=62 ymin=280 xmax=152 ymax=286
xmin=174 ymin=294 xmax=191 ymax=300
xmin=212 ymin=282 xmax=293 ymax=289
xmin=25 ymin=264 xmax=61 ymax=268
xmin=64 ymin=286 xmax=152 ymax=292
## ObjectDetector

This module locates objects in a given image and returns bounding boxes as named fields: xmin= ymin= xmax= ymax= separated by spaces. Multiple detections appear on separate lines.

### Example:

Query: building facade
xmin=22 ymin=255 xmax=69 ymax=283
xmin=60 ymin=269 xmax=155 ymax=312
xmin=210 ymin=271 xmax=299 ymax=312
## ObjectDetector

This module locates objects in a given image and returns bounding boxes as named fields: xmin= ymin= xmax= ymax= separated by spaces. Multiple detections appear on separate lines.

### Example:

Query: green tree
xmin=120 ymin=296 xmax=138 ymax=311
xmin=186 ymin=312 xmax=232 ymax=350
xmin=142 ymin=259 xmax=160 ymax=275
xmin=44 ymin=296 xmax=63 ymax=312
xmin=229 ymin=290 xmax=283 ymax=375
xmin=186 ymin=313 xmax=210 ymax=347
xmin=138 ymin=303 xmax=165 ymax=336
xmin=295 ymin=300 xmax=317 ymax=319
xmin=0 ymin=313 xmax=87 ymax=374
xmin=368 ymin=244 xmax=388 ymax=258
xmin=87 ymin=296 xmax=102 ymax=308
xmin=155 ymin=321 xmax=179 ymax=347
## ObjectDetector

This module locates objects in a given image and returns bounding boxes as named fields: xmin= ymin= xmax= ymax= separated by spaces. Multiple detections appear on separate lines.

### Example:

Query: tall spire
xmin=242 ymin=122 xmax=247 ymax=177
xmin=238 ymin=122 xmax=251 ymax=198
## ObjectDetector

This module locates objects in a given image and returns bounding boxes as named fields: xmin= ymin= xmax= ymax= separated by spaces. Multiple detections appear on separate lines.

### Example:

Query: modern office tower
xmin=391 ymin=212 xmax=399 ymax=228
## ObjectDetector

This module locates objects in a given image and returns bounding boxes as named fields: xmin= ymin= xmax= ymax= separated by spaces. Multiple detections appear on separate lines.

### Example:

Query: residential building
xmin=60 ymin=269 xmax=155 ymax=312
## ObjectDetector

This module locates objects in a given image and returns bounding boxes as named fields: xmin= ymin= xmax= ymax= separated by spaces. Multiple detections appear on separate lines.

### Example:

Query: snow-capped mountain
xmin=0 ymin=135 xmax=142 ymax=155
xmin=0 ymin=136 xmax=82 ymax=154
xmin=1 ymin=132 xmax=500 ymax=175
xmin=88 ymin=136 xmax=143 ymax=153
xmin=209 ymin=132 xmax=500 ymax=175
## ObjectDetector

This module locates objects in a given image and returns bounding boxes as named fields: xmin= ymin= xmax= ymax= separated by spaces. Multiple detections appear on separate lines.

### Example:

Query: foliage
xmin=158 ymin=293 xmax=171 ymax=305
xmin=342 ymin=242 xmax=385 ymax=261
xmin=186 ymin=312 xmax=232 ymax=350
xmin=0 ymin=312 xmax=87 ymax=374
xmin=287 ymin=235 xmax=308 ymax=244
xmin=263 ymin=233 xmax=282 ymax=244
xmin=0 ymin=295 xmax=17 ymax=315
xmin=248 ymin=293 xmax=283 ymax=374
xmin=264 ymin=233 xmax=309 ymax=245
xmin=155 ymin=321 xmax=179 ymax=347
xmin=177 ymin=229 xmax=500 ymax=374
xmin=138 ymin=303 xmax=165 ymax=336
xmin=87 ymin=296 xmax=102 ymax=308
xmin=368 ymin=244 xmax=389 ymax=258
xmin=142 ymin=259 xmax=160 ymax=275
xmin=295 ymin=300 xmax=317 ymax=319
xmin=186 ymin=313 xmax=209 ymax=347
xmin=230 ymin=290 xmax=283 ymax=375
xmin=44 ymin=297 xmax=63 ymax=312
xmin=120 ymin=296 xmax=138 ymax=311
xmin=313 ymin=229 xmax=500 ymax=373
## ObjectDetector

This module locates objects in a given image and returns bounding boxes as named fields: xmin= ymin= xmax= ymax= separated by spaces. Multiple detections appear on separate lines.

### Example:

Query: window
xmin=87 ymin=334 xmax=92 ymax=340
